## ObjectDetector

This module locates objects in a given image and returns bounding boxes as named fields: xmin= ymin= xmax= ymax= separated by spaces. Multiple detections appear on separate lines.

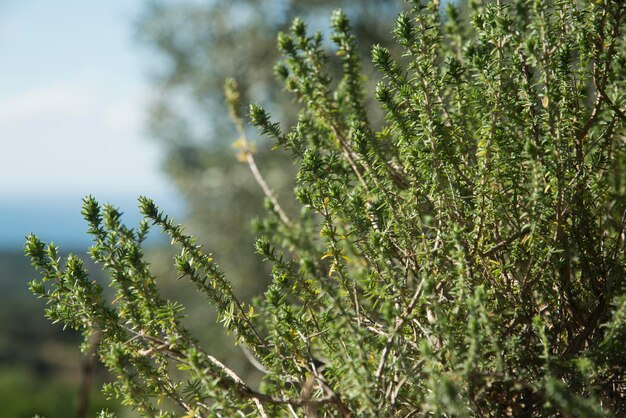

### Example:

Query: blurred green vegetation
xmin=0 ymin=251 xmax=122 ymax=417
xmin=0 ymin=367 xmax=110 ymax=418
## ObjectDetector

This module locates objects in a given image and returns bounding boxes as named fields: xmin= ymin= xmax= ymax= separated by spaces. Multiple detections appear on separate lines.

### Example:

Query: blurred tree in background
xmin=136 ymin=0 xmax=402 ymax=376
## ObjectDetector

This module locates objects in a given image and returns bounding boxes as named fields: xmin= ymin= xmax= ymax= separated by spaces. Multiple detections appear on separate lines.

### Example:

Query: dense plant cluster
xmin=28 ymin=1 xmax=625 ymax=416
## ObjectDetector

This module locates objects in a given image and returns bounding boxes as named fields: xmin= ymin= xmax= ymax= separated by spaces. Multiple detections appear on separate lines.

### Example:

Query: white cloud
xmin=102 ymin=88 xmax=148 ymax=134
xmin=0 ymin=82 xmax=97 ymax=125
xmin=0 ymin=79 xmax=164 ymax=195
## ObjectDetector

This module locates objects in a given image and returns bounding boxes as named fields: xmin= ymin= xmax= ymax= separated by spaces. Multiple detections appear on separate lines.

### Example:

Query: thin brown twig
xmin=75 ymin=328 xmax=102 ymax=418
xmin=129 ymin=330 xmax=352 ymax=415
xmin=226 ymin=79 xmax=291 ymax=226
xmin=481 ymin=227 xmax=531 ymax=258
xmin=244 ymin=146 xmax=291 ymax=225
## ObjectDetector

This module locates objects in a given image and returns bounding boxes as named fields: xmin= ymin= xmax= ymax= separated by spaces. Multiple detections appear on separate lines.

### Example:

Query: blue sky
xmin=0 ymin=1 xmax=182 ymax=247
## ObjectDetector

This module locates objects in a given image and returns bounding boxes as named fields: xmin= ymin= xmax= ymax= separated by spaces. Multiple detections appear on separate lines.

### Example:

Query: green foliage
xmin=137 ymin=0 xmax=400 ymax=311
xmin=28 ymin=1 xmax=625 ymax=416
xmin=0 ymin=250 xmax=121 ymax=418
xmin=0 ymin=366 xmax=114 ymax=418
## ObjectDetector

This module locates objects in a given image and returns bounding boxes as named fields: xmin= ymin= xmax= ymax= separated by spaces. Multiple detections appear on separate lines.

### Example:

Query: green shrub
xmin=27 ymin=1 xmax=625 ymax=416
